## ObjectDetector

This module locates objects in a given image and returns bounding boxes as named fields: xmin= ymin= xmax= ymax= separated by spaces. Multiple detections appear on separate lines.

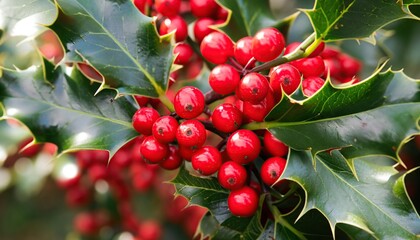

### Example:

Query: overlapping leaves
xmin=0 ymin=64 xmax=138 ymax=155
xmin=50 ymin=0 xmax=173 ymax=97
xmin=305 ymin=0 xmax=420 ymax=41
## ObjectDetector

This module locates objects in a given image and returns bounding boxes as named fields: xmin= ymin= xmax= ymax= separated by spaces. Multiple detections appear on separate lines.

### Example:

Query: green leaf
xmin=0 ymin=0 xmax=57 ymax=35
xmin=50 ymin=0 xmax=173 ymax=98
xmin=266 ymin=70 xmax=419 ymax=122
xmin=216 ymin=0 xmax=297 ymax=41
xmin=305 ymin=0 xmax=419 ymax=42
xmin=171 ymin=166 xmax=264 ymax=239
xmin=282 ymin=150 xmax=420 ymax=239
xmin=259 ymin=220 xmax=302 ymax=240
xmin=0 ymin=66 xmax=138 ymax=155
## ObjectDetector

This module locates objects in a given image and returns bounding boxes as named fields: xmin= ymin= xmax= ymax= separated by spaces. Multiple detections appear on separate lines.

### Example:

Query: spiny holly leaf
xmin=216 ymin=0 xmax=297 ymax=41
xmin=0 ymin=66 xmax=138 ymax=155
xmin=266 ymin=70 xmax=419 ymax=122
xmin=0 ymin=0 xmax=57 ymax=35
xmin=171 ymin=166 xmax=263 ymax=239
xmin=268 ymin=103 xmax=420 ymax=159
xmin=305 ymin=0 xmax=419 ymax=42
xmin=281 ymin=150 xmax=420 ymax=239
xmin=50 ymin=0 xmax=173 ymax=98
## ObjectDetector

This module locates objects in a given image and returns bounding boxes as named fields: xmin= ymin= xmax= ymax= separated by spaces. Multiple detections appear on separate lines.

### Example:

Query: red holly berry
xmin=228 ymin=186 xmax=259 ymax=217
xmin=242 ymin=89 xmax=276 ymax=122
xmin=74 ymin=212 xmax=98 ymax=236
xmin=269 ymin=64 xmax=301 ymax=96
xmin=234 ymin=36 xmax=254 ymax=67
xmin=138 ymin=220 xmax=162 ymax=240
xmin=132 ymin=164 xmax=156 ymax=192
xmin=290 ymin=56 xmax=325 ymax=78
xmin=238 ymin=73 xmax=270 ymax=103
xmin=200 ymin=31 xmax=234 ymax=64
xmin=152 ymin=116 xmax=179 ymax=143
xmin=218 ymin=161 xmax=247 ymax=190
xmin=159 ymin=145 xmax=183 ymax=170
xmin=155 ymin=0 xmax=181 ymax=17
xmin=132 ymin=107 xmax=160 ymax=135
xmin=176 ymin=120 xmax=207 ymax=148
xmin=302 ymin=76 xmax=325 ymax=97
xmin=193 ymin=18 xmax=215 ymax=43
xmin=190 ymin=0 xmax=218 ymax=18
xmin=338 ymin=54 xmax=361 ymax=77
xmin=159 ymin=16 xmax=188 ymax=42
xmin=174 ymin=86 xmax=205 ymax=119
xmin=209 ymin=64 xmax=240 ymax=95
xmin=252 ymin=27 xmax=285 ymax=62
xmin=227 ymin=129 xmax=261 ymax=164
xmin=323 ymin=58 xmax=342 ymax=79
xmin=211 ymin=103 xmax=242 ymax=133
xmin=174 ymin=42 xmax=194 ymax=65
xmin=140 ymin=136 xmax=169 ymax=163
xmin=260 ymin=157 xmax=287 ymax=186
xmin=263 ymin=130 xmax=288 ymax=157
xmin=133 ymin=0 xmax=152 ymax=14
xmin=321 ymin=46 xmax=340 ymax=59
xmin=178 ymin=145 xmax=198 ymax=161
xmin=191 ymin=146 xmax=222 ymax=176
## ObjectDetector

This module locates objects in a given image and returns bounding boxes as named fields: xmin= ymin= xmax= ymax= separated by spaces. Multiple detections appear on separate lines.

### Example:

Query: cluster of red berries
xmin=129 ymin=0 xmax=363 ymax=219
xmin=53 ymin=138 xmax=206 ymax=239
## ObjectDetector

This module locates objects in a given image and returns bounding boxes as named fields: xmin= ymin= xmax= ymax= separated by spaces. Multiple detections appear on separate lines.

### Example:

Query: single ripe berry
xmin=174 ymin=43 xmax=194 ymax=65
xmin=234 ymin=36 xmax=254 ymax=67
xmin=159 ymin=145 xmax=183 ymax=170
xmin=218 ymin=161 xmax=247 ymax=190
xmin=200 ymin=32 xmax=234 ymax=64
xmin=227 ymin=129 xmax=261 ymax=165
xmin=323 ymin=58 xmax=342 ymax=79
xmin=132 ymin=107 xmax=160 ymax=135
xmin=238 ymin=73 xmax=270 ymax=103
xmin=263 ymin=130 xmax=288 ymax=157
xmin=228 ymin=186 xmax=259 ymax=217
xmin=155 ymin=0 xmax=181 ymax=17
xmin=152 ymin=116 xmax=179 ymax=143
xmin=159 ymin=16 xmax=188 ymax=42
xmin=269 ymin=64 xmax=301 ymax=95
xmin=193 ymin=18 xmax=215 ymax=43
xmin=190 ymin=0 xmax=218 ymax=18
xmin=338 ymin=54 xmax=361 ymax=77
xmin=74 ymin=212 xmax=98 ymax=235
xmin=302 ymin=76 xmax=325 ymax=97
xmin=191 ymin=146 xmax=222 ymax=176
xmin=174 ymin=86 xmax=205 ymax=119
xmin=178 ymin=145 xmax=198 ymax=161
xmin=290 ymin=56 xmax=325 ymax=78
xmin=211 ymin=103 xmax=242 ymax=133
xmin=134 ymin=0 xmax=152 ymax=14
xmin=260 ymin=157 xmax=287 ymax=186
xmin=140 ymin=136 xmax=169 ymax=163
xmin=209 ymin=64 xmax=240 ymax=95
xmin=242 ymin=89 xmax=275 ymax=122
xmin=252 ymin=27 xmax=285 ymax=62
xmin=176 ymin=120 xmax=207 ymax=148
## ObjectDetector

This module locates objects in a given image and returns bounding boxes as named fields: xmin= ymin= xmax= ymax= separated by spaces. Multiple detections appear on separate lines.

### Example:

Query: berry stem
xmin=204 ymin=90 xmax=225 ymax=105
xmin=159 ymin=94 xmax=175 ymax=112
xmin=249 ymin=33 xmax=316 ymax=73
xmin=242 ymin=121 xmax=308 ymax=131
xmin=228 ymin=57 xmax=245 ymax=72
xmin=272 ymin=182 xmax=299 ymax=204
xmin=198 ymin=120 xmax=229 ymax=138
xmin=268 ymin=203 xmax=308 ymax=240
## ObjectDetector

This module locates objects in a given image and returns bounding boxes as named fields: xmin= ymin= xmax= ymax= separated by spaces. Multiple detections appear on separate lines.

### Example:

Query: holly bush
xmin=0 ymin=0 xmax=419 ymax=239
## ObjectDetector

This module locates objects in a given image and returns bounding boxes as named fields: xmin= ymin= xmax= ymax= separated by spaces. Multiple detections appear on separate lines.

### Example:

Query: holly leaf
xmin=0 ymin=0 xmax=57 ymax=35
xmin=0 ymin=66 xmax=138 ymax=155
xmin=305 ymin=0 xmax=420 ymax=42
xmin=281 ymin=150 xmax=420 ymax=239
xmin=216 ymin=0 xmax=298 ymax=41
xmin=171 ymin=166 xmax=264 ymax=239
xmin=266 ymin=70 xmax=419 ymax=122
xmin=50 ymin=0 xmax=173 ymax=98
